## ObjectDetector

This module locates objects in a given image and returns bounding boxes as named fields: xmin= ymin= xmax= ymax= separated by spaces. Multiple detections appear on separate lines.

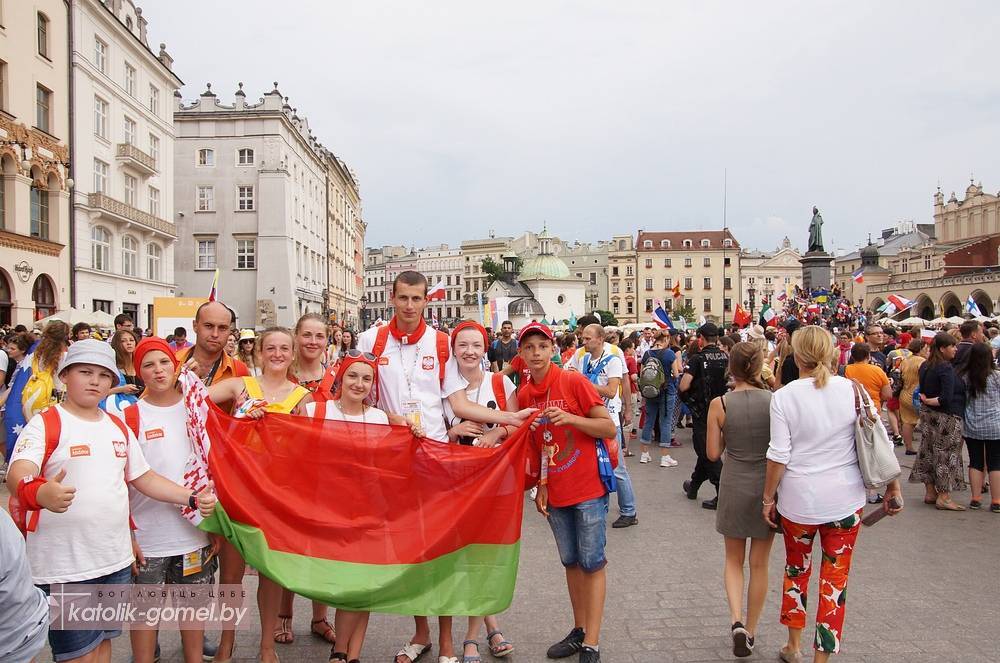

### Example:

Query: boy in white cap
xmin=5 ymin=339 xmax=218 ymax=663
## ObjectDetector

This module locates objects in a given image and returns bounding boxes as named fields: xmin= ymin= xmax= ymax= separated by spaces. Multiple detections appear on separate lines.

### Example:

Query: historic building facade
xmin=71 ymin=0 xmax=181 ymax=329
xmin=738 ymin=237 xmax=802 ymax=315
xmin=173 ymin=83 xmax=330 ymax=328
xmin=832 ymin=223 xmax=933 ymax=306
xmin=460 ymin=234 xmax=512 ymax=320
xmin=608 ymin=234 xmax=637 ymax=323
xmin=362 ymin=245 xmax=406 ymax=327
xmin=323 ymin=149 xmax=364 ymax=329
xmin=0 ymin=0 xmax=73 ymax=325
xmin=411 ymin=244 xmax=463 ymax=325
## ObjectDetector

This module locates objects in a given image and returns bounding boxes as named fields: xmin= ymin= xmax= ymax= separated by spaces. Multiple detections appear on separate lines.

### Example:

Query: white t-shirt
xmin=0 ymin=350 xmax=9 ymax=375
xmin=11 ymin=405 xmax=151 ymax=583
xmin=128 ymin=400 xmax=208 ymax=557
xmin=567 ymin=343 xmax=625 ymax=416
xmin=442 ymin=360 xmax=517 ymax=435
xmin=302 ymin=400 xmax=390 ymax=425
xmin=358 ymin=325 xmax=463 ymax=442
xmin=766 ymin=376 xmax=867 ymax=524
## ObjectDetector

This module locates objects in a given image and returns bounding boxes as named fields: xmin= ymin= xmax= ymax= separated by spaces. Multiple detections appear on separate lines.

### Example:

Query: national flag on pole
xmin=207 ymin=268 xmax=220 ymax=302
xmin=733 ymin=304 xmax=752 ymax=328
xmin=672 ymin=281 xmax=682 ymax=299
xmin=427 ymin=282 xmax=446 ymax=301
xmin=966 ymin=294 xmax=983 ymax=317
xmin=431 ymin=309 xmax=439 ymax=328
xmin=852 ymin=267 xmax=864 ymax=284
xmin=178 ymin=371 xmax=537 ymax=616
xmin=886 ymin=294 xmax=915 ymax=313
xmin=920 ymin=328 xmax=936 ymax=343
xmin=761 ymin=304 xmax=776 ymax=324
xmin=806 ymin=303 xmax=821 ymax=315
xmin=777 ymin=292 xmax=787 ymax=302
xmin=651 ymin=300 xmax=676 ymax=330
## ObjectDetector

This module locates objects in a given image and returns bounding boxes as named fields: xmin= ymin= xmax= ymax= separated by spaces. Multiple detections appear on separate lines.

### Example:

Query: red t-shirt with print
xmin=518 ymin=364 xmax=607 ymax=508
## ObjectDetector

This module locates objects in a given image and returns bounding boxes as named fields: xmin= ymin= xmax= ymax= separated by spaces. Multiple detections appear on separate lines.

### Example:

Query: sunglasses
xmin=345 ymin=348 xmax=377 ymax=361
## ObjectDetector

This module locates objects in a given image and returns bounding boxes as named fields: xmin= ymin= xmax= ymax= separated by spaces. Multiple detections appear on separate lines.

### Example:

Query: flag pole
xmin=721 ymin=168 xmax=728 ymax=328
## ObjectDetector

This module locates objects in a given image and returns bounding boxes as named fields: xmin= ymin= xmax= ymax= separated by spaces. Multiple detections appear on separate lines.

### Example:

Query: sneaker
xmin=660 ymin=455 xmax=678 ymax=467
xmin=202 ymin=635 xmax=217 ymax=661
xmin=529 ymin=486 xmax=538 ymax=500
xmin=611 ymin=515 xmax=638 ymax=528
xmin=579 ymin=646 xmax=601 ymax=663
xmin=991 ymin=503 xmax=1000 ymax=514
xmin=892 ymin=435 xmax=904 ymax=446
xmin=639 ymin=452 xmax=651 ymax=464
xmin=868 ymin=493 xmax=884 ymax=504
xmin=701 ymin=496 xmax=718 ymax=510
xmin=547 ymin=627 xmax=585 ymax=659
xmin=682 ymin=480 xmax=698 ymax=500
xmin=969 ymin=499 xmax=982 ymax=510
xmin=731 ymin=622 xmax=753 ymax=658
xmin=905 ymin=450 xmax=917 ymax=455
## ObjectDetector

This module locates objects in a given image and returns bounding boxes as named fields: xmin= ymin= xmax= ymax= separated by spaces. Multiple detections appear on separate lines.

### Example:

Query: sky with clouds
xmin=151 ymin=1 xmax=999 ymax=253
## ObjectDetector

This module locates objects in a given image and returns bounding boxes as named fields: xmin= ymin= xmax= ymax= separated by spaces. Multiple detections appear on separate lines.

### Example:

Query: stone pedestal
xmin=800 ymin=251 xmax=834 ymax=295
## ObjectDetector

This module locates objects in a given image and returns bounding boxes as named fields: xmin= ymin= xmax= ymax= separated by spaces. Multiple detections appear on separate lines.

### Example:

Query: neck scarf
xmin=389 ymin=316 xmax=427 ymax=345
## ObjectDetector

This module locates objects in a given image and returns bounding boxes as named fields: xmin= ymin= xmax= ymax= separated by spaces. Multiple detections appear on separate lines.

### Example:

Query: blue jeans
xmin=38 ymin=565 xmax=131 ymax=662
xmin=548 ymin=495 xmax=609 ymax=572
xmin=640 ymin=392 xmax=678 ymax=447
xmin=613 ymin=426 xmax=637 ymax=517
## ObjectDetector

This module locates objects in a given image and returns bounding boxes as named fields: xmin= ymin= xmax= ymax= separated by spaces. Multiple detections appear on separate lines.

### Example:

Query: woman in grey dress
xmin=707 ymin=341 xmax=775 ymax=658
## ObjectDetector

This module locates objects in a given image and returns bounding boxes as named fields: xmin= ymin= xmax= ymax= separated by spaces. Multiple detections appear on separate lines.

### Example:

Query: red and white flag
xmin=427 ymin=282 xmax=446 ymax=301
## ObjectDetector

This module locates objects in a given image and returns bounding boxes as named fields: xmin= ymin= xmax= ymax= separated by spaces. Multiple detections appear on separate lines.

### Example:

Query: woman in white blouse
xmin=761 ymin=326 xmax=902 ymax=663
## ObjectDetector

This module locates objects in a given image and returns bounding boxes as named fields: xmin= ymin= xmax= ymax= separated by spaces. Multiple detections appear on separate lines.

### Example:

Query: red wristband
xmin=17 ymin=477 xmax=47 ymax=511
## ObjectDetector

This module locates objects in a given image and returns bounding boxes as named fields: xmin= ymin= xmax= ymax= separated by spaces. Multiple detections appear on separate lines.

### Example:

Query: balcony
xmin=116 ymin=143 xmax=157 ymax=176
xmin=87 ymin=192 xmax=176 ymax=238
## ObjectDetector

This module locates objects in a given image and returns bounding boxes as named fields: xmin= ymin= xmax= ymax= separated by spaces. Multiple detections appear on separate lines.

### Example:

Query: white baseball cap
xmin=57 ymin=339 xmax=119 ymax=378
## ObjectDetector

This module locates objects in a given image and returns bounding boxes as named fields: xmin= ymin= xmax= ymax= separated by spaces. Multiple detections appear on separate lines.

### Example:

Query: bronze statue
xmin=808 ymin=206 xmax=824 ymax=253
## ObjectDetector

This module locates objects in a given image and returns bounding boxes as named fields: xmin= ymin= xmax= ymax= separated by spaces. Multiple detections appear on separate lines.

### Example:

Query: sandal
xmin=330 ymin=653 xmax=348 ymax=663
xmin=215 ymin=644 xmax=236 ymax=663
xmin=461 ymin=642 xmax=481 ymax=663
xmin=394 ymin=642 xmax=432 ymax=663
xmin=312 ymin=618 xmax=337 ymax=644
xmin=935 ymin=498 xmax=966 ymax=511
xmin=274 ymin=615 xmax=294 ymax=644
xmin=438 ymin=658 xmax=459 ymax=663
xmin=486 ymin=630 xmax=514 ymax=657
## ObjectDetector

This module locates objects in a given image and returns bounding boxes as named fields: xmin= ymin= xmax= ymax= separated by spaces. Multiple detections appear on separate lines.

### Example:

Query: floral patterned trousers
xmin=779 ymin=510 xmax=862 ymax=653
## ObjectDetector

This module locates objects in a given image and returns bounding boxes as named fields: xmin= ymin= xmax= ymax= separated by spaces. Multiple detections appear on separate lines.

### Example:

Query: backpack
xmin=9 ymin=407 xmax=132 ymax=535
xmin=638 ymin=351 xmax=667 ymax=399
xmin=370 ymin=325 xmax=449 ymax=386
xmin=21 ymin=356 xmax=60 ymax=420
xmin=492 ymin=372 xmax=508 ymax=411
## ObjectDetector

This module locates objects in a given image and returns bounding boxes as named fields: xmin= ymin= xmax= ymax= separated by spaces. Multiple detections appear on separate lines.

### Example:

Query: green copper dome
xmin=519 ymin=254 xmax=570 ymax=280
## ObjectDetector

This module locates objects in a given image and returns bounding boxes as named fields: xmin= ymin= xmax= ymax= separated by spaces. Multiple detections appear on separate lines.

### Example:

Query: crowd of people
xmin=1 ymin=276 xmax=998 ymax=663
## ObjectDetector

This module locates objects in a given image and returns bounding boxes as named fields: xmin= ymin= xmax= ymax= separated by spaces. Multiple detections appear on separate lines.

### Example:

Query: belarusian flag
xmin=761 ymin=305 xmax=776 ymax=324
xmin=178 ymin=372 xmax=537 ymax=616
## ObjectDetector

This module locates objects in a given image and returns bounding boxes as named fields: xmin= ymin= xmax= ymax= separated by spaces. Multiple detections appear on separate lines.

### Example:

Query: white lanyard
xmin=398 ymin=337 xmax=423 ymax=400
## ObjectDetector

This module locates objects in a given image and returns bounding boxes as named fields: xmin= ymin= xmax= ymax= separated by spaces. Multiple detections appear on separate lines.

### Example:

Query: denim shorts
xmin=38 ymin=565 xmax=131 ymax=662
xmin=547 ymin=494 xmax=609 ymax=573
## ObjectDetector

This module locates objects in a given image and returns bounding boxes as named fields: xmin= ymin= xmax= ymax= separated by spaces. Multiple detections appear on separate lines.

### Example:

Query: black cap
xmin=782 ymin=318 xmax=801 ymax=334
xmin=697 ymin=322 xmax=720 ymax=338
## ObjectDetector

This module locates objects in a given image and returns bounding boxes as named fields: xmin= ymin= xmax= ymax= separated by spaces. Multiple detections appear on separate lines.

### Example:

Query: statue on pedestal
xmin=808 ymin=206 xmax=825 ymax=253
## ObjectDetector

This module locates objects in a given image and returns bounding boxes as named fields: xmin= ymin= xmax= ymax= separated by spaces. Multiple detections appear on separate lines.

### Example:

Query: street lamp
xmin=748 ymin=286 xmax=756 ymax=319
xmin=360 ymin=295 xmax=368 ymax=329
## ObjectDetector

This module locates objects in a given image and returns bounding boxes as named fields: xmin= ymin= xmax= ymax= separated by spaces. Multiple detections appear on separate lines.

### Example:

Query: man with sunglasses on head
xmin=358 ymin=270 xmax=534 ymax=663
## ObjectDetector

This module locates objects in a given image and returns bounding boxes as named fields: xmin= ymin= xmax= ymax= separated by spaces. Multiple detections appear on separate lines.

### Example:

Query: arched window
xmin=30 ymin=182 xmax=49 ymax=239
xmin=642 ymin=240 xmax=652 ymax=248
xmin=0 ymin=269 xmax=12 ymax=326
xmin=122 ymin=235 xmax=138 ymax=276
xmin=660 ymin=239 xmax=670 ymax=248
xmin=197 ymin=148 xmax=215 ymax=167
xmin=701 ymin=239 xmax=711 ymax=247
xmin=32 ymin=275 xmax=56 ymax=320
xmin=237 ymin=148 xmax=255 ymax=166
xmin=147 ymin=243 xmax=162 ymax=281
xmin=683 ymin=239 xmax=692 ymax=248
xmin=92 ymin=226 xmax=111 ymax=271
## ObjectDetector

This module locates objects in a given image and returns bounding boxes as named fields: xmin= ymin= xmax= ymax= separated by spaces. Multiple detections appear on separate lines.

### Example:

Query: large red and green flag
xmin=177 ymin=371 xmax=538 ymax=616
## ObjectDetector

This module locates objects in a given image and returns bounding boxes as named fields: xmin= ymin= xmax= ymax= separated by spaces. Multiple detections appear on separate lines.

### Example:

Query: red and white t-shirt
xmin=128 ymin=400 xmax=209 ymax=558
xmin=517 ymin=364 xmax=608 ymax=508
xmin=442 ymin=360 xmax=516 ymax=437
xmin=11 ymin=405 xmax=151 ymax=583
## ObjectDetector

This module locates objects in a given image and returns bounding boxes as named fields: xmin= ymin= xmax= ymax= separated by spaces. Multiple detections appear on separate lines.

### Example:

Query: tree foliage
xmin=594 ymin=309 xmax=618 ymax=327
xmin=482 ymin=256 xmax=522 ymax=287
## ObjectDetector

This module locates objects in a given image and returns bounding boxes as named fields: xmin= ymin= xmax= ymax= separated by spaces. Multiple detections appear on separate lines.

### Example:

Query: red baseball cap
xmin=518 ymin=321 xmax=554 ymax=342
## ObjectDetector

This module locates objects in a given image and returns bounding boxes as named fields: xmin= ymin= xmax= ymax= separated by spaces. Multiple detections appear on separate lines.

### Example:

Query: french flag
xmin=651 ymin=300 xmax=676 ymax=330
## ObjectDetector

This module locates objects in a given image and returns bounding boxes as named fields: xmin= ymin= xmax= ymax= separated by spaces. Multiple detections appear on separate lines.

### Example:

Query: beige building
xmin=362 ymin=244 xmax=406 ymax=327
xmin=608 ymin=234 xmax=638 ymax=323
xmin=460 ymin=234 xmax=512 ymax=320
xmin=0 ymin=1 xmax=73 ymax=325
xmin=636 ymin=229 xmax=740 ymax=325
xmin=739 ymin=237 xmax=802 ymax=314
xmin=833 ymin=223 xmax=933 ymax=306
xmin=934 ymin=181 xmax=999 ymax=243
xmin=323 ymin=150 xmax=364 ymax=329
xmin=412 ymin=244 xmax=463 ymax=325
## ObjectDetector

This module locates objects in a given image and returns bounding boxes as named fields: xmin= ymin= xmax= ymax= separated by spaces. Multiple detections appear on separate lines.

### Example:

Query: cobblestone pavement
xmin=25 ymin=424 xmax=995 ymax=663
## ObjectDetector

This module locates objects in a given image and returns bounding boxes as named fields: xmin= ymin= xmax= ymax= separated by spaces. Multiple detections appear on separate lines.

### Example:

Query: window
xmin=703 ymin=257 xmax=711 ymax=267
xmin=627 ymin=300 xmax=634 ymax=315
xmin=923 ymin=256 xmax=931 ymax=270
xmin=701 ymin=239 xmax=710 ymax=247
xmin=611 ymin=266 xmax=619 ymax=277
xmin=748 ymin=277 xmax=756 ymax=285
xmin=93 ymin=159 xmax=108 ymax=193
xmin=723 ymin=239 xmax=733 ymax=248
xmin=764 ymin=277 xmax=772 ymax=285
xmin=724 ymin=257 xmax=731 ymax=267
xmin=703 ymin=298 xmax=712 ymax=312
xmin=237 ymin=148 xmax=255 ymax=166
xmin=665 ymin=299 xmax=673 ymax=311
xmin=0 ymin=168 xmax=4 ymax=229
xmin=660 ymin=239 xmax=670 ymax=248
xmin=784 ymin=276 xmax=791 ymax=284
xmin=148 ymin=85 xmax=159 ymax=114
xmin=237 ymin=185 xmax=254 ymax=211
xmin=30 ymin=184 xmax=49 ymax=238
xmin=148 ymin=133 xmax=159 ymax=167
xmin=197 ymin=148 xmax=214 ymax=167
xmin=93 ymin=299 xmax=112 ymax=314
xmin=626 ymin=279 xmax=633 ymax=292
xmin=724 ymin=298 xmax=732 ymax=311
xmin=37 ymin=13 xmax=49 ymax=58
xmin=683 ymin=239 xmax=692 ymax=248
xmin=94 ymin=38 xmax=107 ymax=73
xmin=196 ymin=239 xmax=217 ymax=269
xmin=0 ymin=60 xmax=6 ymax=111
xmin=612 ymin=301 xmax=620 ymax=314
xmin=146 ymin=242 xmax=163 ymax=281
xmin=625 ymin=265 xmax=633 ymax=276
xmin=618 ymin=240 xmax=625 ymax=251
xmin=684 ymin=257 xmax=692 ymax=268
xmin=589 ymin=272 xmax=597 ymax=285
xmin=664 ymin=258 xmax=671 ymax=268
xmin=684 ymin=277 xmax=693 ymax=290
xmin=643 ymin=240 xmax=652 ymax=248
xmin=612 ymin=282 xmax=620 ymax=294
xmin=664 ymin=278 xmax=672 ymax=289
xmin=236 ymin=238 xmax=256 ymax=269
xmin=197 ymin=186 xmax=214 ymax=211
xmin=121 ymin=235 xmax=137 ymax=276
xmin=685 ymin=298 xmax=693 ymax=309
xmin=645 ymin=298 xmax=653 ymax=312
xmin=94 ymin=96 xmax=108 ymax=138
xmin=724 ymin=277 xmax=732 ymax=290
xmin=703 ymin=277 xmax=712 ymax=289
xmin=148 ymin=186 xmax=160 ymax=216
xmin=644 ymin=258 xmax=652 ymax=268
xmin=123 ymin=175 xmax=136 ymax=206
xmin=901 ymin=260 xmax=908 ymax=273
xmin=645 ymin=278 xmax=653 ymax=291
xmin=124 ymin=63 xmax=136 ymax=96
xmin=36 ymin=85 xmax=51 ymax=132
xmin=123 ymin=116 xmax=135 ymax=145
xmin=91 ymin=226 xmax=111 ymax=271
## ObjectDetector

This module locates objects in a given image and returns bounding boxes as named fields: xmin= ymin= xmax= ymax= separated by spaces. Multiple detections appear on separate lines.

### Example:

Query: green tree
xmin=594 ymin=309 xmax=618 ymax=327
xmin=481 ymin=256 xmax=522 ymax=287
xmin=672 ymin=303 xmax=696 ymax=324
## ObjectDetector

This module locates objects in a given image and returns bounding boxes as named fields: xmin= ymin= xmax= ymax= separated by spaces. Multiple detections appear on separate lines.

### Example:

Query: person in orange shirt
xmin=843 ymin=343 xmax=891 ymax=409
